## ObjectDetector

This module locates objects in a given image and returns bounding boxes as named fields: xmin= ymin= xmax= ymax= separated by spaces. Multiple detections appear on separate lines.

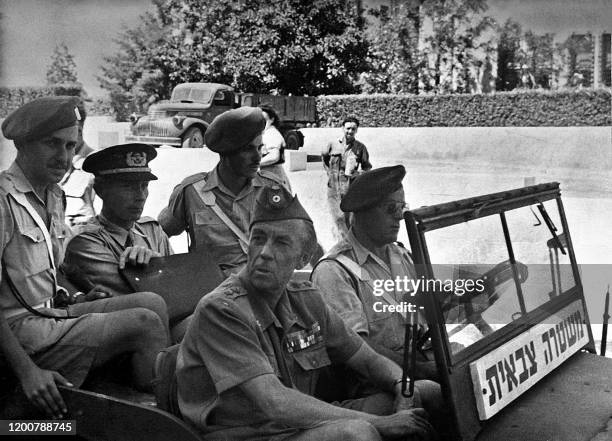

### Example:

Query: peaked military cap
xmin=250 ymin=185 xmax=313 ymax=228
xmin=341 ymin=165 xmax=406 ymax=212
xmin=2 ymin=96 xmax=81 ymax=142
xmin=83 ymin=143 xmax=158 ymax=181
xmin=204 ymin=107 xmax=265 ymax=154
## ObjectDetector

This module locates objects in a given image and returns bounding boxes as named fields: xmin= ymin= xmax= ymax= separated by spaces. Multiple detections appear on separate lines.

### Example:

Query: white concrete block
xmin=286 ymin=150 xmax=307 ymax=171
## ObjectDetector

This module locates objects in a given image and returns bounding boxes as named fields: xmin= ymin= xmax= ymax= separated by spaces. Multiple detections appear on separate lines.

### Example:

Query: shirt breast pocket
xmin=193 ymin=210 xmax=235 ymax=250
xmin=17 ymin=226 xmax=52 ymax=276
xmin=292 ymin=346 xmax=331 ymax=371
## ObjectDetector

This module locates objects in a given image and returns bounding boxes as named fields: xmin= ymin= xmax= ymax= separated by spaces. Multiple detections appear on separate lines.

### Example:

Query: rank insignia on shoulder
xmin=285 ymin=322 xmax=323 ymax=353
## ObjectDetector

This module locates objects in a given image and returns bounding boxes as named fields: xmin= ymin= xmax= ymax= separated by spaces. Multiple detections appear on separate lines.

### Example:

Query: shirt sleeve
xmin=359 ymin=144 xmax=372 ymax=171
xmin=311 ymin=260 xmax=370 ymax=336
xmin=62 ymin=234 xmax=131 ymax=295
xmin=0 ymin=195 xmax=14 ymax=291
xmin=193 ymin=296 xmax=275 ymax=394
xmin=318 ymin=294 xmax=364 ymax=365
xmin=158 ymin=183 xmax=187 ymax=237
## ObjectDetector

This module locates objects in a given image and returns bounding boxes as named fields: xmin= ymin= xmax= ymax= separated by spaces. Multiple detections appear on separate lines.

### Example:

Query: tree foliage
xmin=496 ymin=19 xmax=555 ymax=91
xmin=46 ymin=43 xmax=80 ymax=86
xmin=99 ymin=0 xmax=368 ymax=104
xmin=419 ymin=0 xmax=495 ymax=94
xmin=361 ymin=2 xmax=422 ymax=94
xmin=364 ymin=0 xmax=494 ymax=94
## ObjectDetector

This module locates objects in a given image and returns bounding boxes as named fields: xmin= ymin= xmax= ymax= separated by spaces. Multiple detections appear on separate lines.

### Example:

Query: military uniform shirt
xmin=312 ymin=229 xmax=418 ymax=353
xmin=158 ymin=166 xmax=283 ymax=272
xmin=63 ymin=214 xmax=172 ymax=295
xmin=0 ymin=162 xmax=70 ymax=314
xmin=176 ymin=274 xmax=363 ymax=438
xmin=322 ymin=137 xmax=372 ymax=195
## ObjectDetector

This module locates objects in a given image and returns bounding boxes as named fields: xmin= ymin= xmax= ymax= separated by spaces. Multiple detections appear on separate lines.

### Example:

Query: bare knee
xmin=336 ymin=419 xmax=381 ymax=441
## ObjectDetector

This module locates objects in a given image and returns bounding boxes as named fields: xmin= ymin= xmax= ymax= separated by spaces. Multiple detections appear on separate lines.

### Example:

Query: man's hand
xmin=20 ymin=365 xmax=73 ymax=419
xmin=74 ymin=284 xmax=113 ymax=303
xmin=371 ymin=408 xmax=437 ymax=440
xmin=393 ymin=380 xmax=423 ymax=412
xmin=119 ymin=246 xmax=160 ymax=269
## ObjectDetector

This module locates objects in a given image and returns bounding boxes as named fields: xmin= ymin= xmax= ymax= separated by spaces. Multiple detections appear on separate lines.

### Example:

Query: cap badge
xmin=126 ymin=151 xmax=147 ymax=167
xmin=74 ymin=107 xmax=82 ymax=121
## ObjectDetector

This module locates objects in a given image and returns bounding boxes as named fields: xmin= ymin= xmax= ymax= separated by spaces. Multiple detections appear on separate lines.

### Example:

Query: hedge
xmin=316 ymin=89 xmax=612 ymax=127
xmin=0 ymin=84 xmax=83 ymax=118
xmin=2 ymin=86 xmax=610 ymax=127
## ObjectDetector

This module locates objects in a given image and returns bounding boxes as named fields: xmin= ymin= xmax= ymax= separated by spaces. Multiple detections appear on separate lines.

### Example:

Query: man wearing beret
xmin=321 ymin=116 xmax=372 ymax=242
xmin=177 ymin=184 xmax=440 ymax=441
xmin=0 ymin=97 xmax=168 ymax=419
xmin=61 ymin=143 xmax=187 ymax=341
xmin=158 ymin=107 xmax=286 ymax=275
xmin=59 ymin=99 xmax=96 ymax=227
xmin=312 ymin=166 xmax=438 ymax=387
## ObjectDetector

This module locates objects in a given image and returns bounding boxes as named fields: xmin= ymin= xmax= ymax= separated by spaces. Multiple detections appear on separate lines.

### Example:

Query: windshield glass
xmin=422 ymin=199 xmax=577 ymax=355
xmin=171 ymin=87 xmax=213 ymax=103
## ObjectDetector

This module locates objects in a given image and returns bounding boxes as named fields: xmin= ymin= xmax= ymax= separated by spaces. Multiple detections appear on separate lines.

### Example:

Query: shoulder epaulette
xmin=178 ymin=172 xmax=209 ymax=188
xmin=136 ymin=216 xmax=159 ymax=224
xmin=287 ymin=279 xmax=316 ymax=292
xmin=258 ymin=168 xmax=283 ymax=184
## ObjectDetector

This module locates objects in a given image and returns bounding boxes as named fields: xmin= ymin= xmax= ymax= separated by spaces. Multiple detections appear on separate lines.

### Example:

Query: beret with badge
xmin=250 ymin=185 xmax=312 ymax=229
xmin=83 ymin=143 xmax=158 ymax=181
xmin=204 ymin=107 xmax=265 ymax=154
xmin=340 ymin=165 xmax=406 ymax=212
xmin=1 ymin=96 xmax=81 ymax=142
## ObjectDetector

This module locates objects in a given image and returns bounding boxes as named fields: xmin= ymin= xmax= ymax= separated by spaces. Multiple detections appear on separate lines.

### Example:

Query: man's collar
xmin=98 ymin=213 xmax=145 ymax=245
xmin=7 ymin=162 xmax=63 ymax=197
xmin=348 ymin=229 xmax=391 ymax=269
xmin=204 ymin=164 xmax=268 ymax=196
xmin=246 ymin=285 xmax=306 ymax=331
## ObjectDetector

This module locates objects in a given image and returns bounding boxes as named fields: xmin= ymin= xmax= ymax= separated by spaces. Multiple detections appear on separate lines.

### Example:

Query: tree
xmin=419 ymin=0 xmax=495 ymax=94
xmin=99 ymin=0 xmax=368 ymax=101
xmin=496 ymin=19 xmax=522 ymax=91
xmin=361 ymin=2 xmax=422 ymax=94
xmin=46 ymin=43 xmax=79 ymax=86
xmin=496 ymin=20 xmax=556 ymax=90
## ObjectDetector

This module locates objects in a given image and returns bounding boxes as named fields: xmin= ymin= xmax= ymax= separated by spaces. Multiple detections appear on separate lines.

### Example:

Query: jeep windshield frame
xmin=403 ymin=182 xmax=595 ymax=440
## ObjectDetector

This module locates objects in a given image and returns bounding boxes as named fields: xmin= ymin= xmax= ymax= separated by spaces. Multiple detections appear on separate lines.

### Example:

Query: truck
xmin=125 ymin=82 xmax=317 ymax=150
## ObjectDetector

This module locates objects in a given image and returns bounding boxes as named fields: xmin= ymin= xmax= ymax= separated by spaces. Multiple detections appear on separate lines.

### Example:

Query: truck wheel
xmin=181 ymin=127 xmax=204 ymax=149
xmin=285 ymin=131 xmax=303 ymax=150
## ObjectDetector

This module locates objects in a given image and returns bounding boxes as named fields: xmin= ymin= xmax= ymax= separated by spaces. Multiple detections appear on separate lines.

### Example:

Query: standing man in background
xmin=322 ymin=116 xmax=372 ymax=241
xmin=60 ymin=99 xmax=96 ymax=227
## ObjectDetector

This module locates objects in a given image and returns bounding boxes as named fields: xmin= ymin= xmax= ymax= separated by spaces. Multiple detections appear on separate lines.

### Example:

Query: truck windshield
xmin=408 ymin=187 xmax=578 ymax=357
xmin=171 ymin=87 xmax=213 ymax=103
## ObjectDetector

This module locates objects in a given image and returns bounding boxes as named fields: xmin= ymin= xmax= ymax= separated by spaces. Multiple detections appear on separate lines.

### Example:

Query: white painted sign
xmin=470 ymin=300 xmax=589 ymax=420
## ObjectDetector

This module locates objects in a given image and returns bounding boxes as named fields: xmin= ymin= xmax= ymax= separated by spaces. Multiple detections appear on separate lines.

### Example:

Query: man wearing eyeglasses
xmin=311 ymin=166 xmax=438 ymax=393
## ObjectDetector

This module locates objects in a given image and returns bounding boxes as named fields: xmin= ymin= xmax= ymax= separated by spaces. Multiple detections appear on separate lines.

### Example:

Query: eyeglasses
xmin=384 ymin=202 xmax=409 ymax=217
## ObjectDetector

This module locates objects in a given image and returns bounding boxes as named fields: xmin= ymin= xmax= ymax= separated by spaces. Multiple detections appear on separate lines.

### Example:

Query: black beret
xmin=340 ymin=165 xmax=406 ymax=212
xmin=2 ymin=96 xmax=81 ymax=141
xmin=250 ymin=185 xmax=312 ymax=228
xmin=83 ymin=143 xmax=158 ymax=181
xmin=204 ymin=107 xmax=265 ymax=154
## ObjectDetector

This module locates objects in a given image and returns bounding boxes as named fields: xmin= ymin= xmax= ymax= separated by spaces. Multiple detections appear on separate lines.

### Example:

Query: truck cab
xmin=403 ymin=182 xmax=612 ymax=440
xmin=127 ymin=83 xmax=235 ymax=148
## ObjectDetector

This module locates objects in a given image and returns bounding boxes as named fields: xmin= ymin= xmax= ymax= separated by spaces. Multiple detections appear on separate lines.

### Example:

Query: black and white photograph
xmin=0 ymin=0 xmax=611 ymax=439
